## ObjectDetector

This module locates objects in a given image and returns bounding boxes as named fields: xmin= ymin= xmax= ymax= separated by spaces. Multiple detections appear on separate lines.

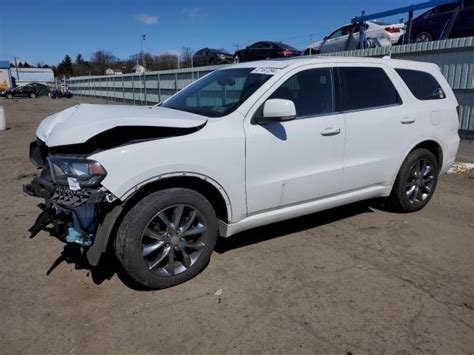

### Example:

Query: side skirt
xmin=219 ymin=185 xmax=389 ymax=237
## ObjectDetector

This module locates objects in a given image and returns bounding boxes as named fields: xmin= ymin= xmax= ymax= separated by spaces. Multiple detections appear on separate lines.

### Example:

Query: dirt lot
xmin=1 ymin=96 xmax=473 ymax=354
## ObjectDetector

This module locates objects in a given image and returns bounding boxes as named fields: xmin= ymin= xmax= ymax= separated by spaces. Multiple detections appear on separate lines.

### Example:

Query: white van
xmin=25 ymin=57 xmax=460 ymax=289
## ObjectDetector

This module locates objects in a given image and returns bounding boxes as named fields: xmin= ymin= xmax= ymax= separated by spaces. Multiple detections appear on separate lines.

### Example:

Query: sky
xmin=0 ymin=0 xmax=428 ymax=66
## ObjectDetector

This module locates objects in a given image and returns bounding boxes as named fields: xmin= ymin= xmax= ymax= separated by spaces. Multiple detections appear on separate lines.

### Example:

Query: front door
xmin=245 ymin=67 xmax=345 ymax=214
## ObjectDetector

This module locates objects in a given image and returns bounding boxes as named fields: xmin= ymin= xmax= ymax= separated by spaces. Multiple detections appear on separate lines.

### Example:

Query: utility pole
xmin=140 ymin=34 xmax=146 ymax=69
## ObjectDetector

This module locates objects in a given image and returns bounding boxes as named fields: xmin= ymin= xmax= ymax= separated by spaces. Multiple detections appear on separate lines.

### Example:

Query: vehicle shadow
xmin=44 ymin=199 xmax=384 ymax=290
xmin=215 ymin=200 xmax=375 ymax=254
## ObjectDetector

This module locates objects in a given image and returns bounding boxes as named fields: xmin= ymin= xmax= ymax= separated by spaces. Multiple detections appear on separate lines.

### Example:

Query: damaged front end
xmin=24 ymin=139 xmax=119 ymax=264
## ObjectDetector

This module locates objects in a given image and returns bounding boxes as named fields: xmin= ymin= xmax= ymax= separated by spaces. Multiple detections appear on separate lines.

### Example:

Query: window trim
xmin=336 ymin=66 xmax=403 ymax=114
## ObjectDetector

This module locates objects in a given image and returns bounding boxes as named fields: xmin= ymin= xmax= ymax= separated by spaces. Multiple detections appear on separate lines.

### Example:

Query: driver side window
xmin=268 ymin=68 xmax=334 ymax=118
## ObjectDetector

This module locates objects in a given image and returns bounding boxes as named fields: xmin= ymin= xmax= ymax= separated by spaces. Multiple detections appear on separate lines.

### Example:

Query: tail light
xmin=277 ymin=49 xmax=294 ymax=57
xmin=385 ymin=27 xmax=401 ymax=33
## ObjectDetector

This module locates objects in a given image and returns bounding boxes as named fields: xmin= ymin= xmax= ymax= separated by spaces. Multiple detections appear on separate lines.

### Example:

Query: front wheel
xmin=6 ymin=94 xmax=13 ymax=99
xmin=114 ymin=188 xmax=218 ymax=289
xmin=29 ymin=92 xmax=37 ymax=98
xmin=390 ymin=148 xmax=439 ymax=212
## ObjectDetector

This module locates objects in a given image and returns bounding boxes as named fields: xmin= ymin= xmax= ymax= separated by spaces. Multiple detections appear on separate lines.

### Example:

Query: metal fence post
xmin=175 ymin=72 xmax=178 ymax=95
xmin=144 ymin=73 xmax=148 ymax=105
xmin=132 ymin=76 xmax=135 ymax=104
xmin=122 ymin=76 xmax=125 ymax=102
xmin=157 ymin=73 xmax=161 ymax=103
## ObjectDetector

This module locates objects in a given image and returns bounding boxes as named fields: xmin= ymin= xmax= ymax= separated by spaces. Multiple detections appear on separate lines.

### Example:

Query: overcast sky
xmin=0 ymin=0 xmax=428 ymax=65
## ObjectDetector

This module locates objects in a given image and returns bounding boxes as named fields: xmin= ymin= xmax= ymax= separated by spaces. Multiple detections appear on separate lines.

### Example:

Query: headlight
xmin=48 ymin=156 xmax=107 ymax=188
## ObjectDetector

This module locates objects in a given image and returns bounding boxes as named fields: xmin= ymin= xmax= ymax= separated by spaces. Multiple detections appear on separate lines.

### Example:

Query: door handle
xmin=401 ymin=117 xmax=416 ymax=124
xmin=321 ymin=127 xmax=341 ymax=136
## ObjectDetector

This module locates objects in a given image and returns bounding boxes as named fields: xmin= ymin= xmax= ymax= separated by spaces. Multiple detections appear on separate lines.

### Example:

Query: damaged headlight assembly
xmin=48 ymin=156 xmax=107 ymax=189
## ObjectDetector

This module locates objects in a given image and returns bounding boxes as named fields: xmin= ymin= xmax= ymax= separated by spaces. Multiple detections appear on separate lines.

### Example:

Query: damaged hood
xmin=37 ymin=104 xmax=208 ymax=147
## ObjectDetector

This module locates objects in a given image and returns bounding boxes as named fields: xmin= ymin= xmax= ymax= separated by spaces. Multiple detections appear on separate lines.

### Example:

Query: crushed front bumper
xmin=24 ymin=141 xmax=122 ymax=265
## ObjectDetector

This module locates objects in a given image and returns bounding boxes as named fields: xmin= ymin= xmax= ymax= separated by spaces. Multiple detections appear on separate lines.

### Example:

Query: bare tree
xmin=90 ymin=50 xmax=118 ymax=75
xmin=180 ymin=47 xmax=194 ymax=68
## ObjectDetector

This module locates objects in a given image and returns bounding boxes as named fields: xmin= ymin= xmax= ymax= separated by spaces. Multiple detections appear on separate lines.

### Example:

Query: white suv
xmin=25 ymin=57 xmax=460 ymax=289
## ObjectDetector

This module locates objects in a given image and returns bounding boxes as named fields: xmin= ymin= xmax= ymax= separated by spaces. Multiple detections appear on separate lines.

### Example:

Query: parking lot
xmin=1 ymin=97 xmax=473 ymax=353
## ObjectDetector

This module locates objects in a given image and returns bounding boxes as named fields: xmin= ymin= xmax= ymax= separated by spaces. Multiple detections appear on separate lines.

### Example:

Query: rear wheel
xmin=234 ymin=55 xmax=240 ymax=63
xmin=390 ymin=149 xmax=439 ymax=212
xmin=114 ymin=188 xmax=218 ymax=289
xmin=414 ymin=32 xmax=433 ymax=43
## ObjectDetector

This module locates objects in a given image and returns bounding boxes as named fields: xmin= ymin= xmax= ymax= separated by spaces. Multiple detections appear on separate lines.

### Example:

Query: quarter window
xmin=338 ymin=67 xmax=401 ymax=111
xmin=269 ymin=68 xmax=334 ymax=117
xmin=395 ymin=69 xmax=446 ymax=100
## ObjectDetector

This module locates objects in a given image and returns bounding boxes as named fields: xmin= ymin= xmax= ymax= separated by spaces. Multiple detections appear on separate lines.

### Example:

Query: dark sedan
xmin=233 ymin=41 xmax=301 ymax=63
xmin=193 ymin=48 xmax=234 ymax=67
xmin=411 ymin=0 xmax=474 ymax=42
xmin=1 ymin=83 xmax=47 ymax=99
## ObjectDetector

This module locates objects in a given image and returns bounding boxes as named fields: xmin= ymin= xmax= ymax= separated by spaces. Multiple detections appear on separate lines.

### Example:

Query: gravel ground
xmin=1 ymin=96 xmax=473 ymax=354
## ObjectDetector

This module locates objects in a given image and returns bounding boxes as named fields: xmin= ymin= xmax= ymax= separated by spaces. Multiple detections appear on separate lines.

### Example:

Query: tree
xmin=90 ymin=50 xmax=118 ymax=75
xmin=74 ymin=53 xmax=91 ymax=76
xmin=56 ymin=55 xmax=74 ymax=78
xmin=180 ymin=47 xmax=194 ymax=68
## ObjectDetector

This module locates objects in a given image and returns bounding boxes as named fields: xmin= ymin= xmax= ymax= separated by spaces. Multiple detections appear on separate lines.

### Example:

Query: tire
xmin=6 ymin=94 xmax=13 ymax=99
xmin=390 ymin=148 xmax=439 ymax=212
xmin=29 ymin=92 xmax=37 ymax=98
xmin=234 ymin=55 xmax=240 ymax=64
xmin=414 ymin=32 xmax=433 ymax=43
xmin=114 ymin=188 xmax=218 ymax=289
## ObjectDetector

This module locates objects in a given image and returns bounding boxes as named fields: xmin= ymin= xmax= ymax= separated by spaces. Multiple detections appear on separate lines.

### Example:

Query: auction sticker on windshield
xmin=251 ymin=67 xmax=281 ymax=75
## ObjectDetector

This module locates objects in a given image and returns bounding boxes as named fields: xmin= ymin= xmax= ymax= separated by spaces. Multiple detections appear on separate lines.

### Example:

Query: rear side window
xmin=395 ymin=69 xmax=446 ymax=100
xmin=337 ymin=67 xmax=401 ymax=111
xmin=269 ymin=68 xmax=334 ymax=117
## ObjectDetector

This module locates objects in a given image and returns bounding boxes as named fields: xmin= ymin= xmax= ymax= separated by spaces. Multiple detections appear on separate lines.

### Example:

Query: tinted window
xmin=269 ymin=68 xmax=334 ymax=117
xmin=338 ymin=67 xmax=401 ymax=111
xmin=396 ymin=69 xmax=446 ymax=100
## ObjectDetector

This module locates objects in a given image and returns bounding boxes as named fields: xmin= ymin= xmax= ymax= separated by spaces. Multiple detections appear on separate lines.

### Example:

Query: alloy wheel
xmin=140 ymin=204 xmax=207 ymax=276
xmin=415 ymin=33 xmax=432 ymax=43
xmin=406 ymin=159 xmax=435 ymax=204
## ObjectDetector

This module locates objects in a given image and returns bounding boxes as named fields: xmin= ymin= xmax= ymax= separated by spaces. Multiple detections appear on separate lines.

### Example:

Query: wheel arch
xmin=388 ymin=139 xmax=443 ymax=195
xmin=87 ymin=173 xmax=232 ymax=266
xmin=406 ymin=140 xmax=443 ymax=168
xmin=122 ymin=173 xmax=232 ymax=224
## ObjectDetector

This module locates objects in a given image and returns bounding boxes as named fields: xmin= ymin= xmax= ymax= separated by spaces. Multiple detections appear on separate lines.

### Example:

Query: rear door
xmin=337 ymin=65 xmax=416 ymax=191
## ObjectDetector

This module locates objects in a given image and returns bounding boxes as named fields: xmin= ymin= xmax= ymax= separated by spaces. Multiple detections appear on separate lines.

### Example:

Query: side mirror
xmin=256 ymin=99 xmax=296 ymax=124
xmin=324 ymin=36 xmax=329 ymax=41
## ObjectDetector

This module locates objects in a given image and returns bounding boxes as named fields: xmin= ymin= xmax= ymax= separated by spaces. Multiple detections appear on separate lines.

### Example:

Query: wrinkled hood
xmin=37 ymin=104 xmax=208 ymax=147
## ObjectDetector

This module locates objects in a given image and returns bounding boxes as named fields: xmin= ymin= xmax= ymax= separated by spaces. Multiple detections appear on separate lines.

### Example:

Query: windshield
xmin=162 ymin=68 xmax=273 ymax=117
